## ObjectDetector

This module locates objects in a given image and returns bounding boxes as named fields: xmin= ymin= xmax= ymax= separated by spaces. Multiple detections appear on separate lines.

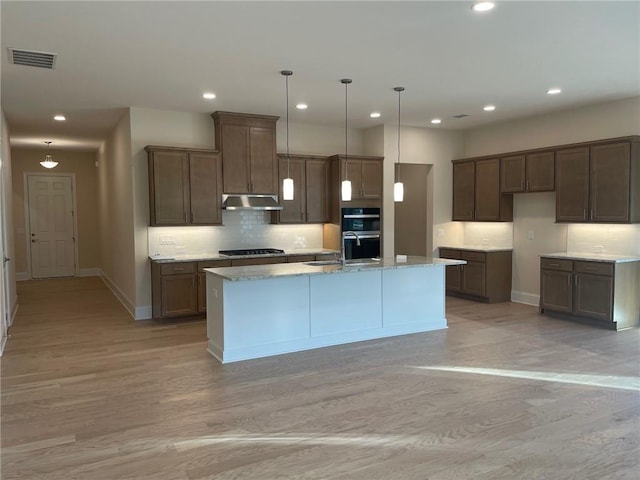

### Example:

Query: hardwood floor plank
xmin=1 ymin=277 xmax=638 ymax=479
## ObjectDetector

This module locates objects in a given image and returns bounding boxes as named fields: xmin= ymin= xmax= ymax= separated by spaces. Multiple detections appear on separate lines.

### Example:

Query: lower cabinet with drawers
xmin=540 ymin=256 xmax=640 ymax=330
xmin=439 ymin=248 xmax=512 ymax=303
xmin=151 ymin=253 xmax=338 ymax=319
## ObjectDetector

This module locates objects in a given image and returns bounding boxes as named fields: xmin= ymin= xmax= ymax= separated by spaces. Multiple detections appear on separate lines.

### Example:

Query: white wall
xmin=98 ymin=110 xmax=137 ymax=317
xmin=462 ymin=96 xmax=640 ymax=304
xmin=276 ymin=121 xmax=363 ymax=156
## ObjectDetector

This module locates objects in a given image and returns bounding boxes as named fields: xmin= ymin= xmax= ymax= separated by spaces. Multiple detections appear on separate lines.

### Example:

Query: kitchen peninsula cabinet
xmin=273 ymin=155 xmax=329 ymax=224
xmin=146 ymin=146 xmax=222 ymax=226
xmin=439 ymin=248 xmax=512 ymax=303
xmin=212 ymin=111 xmax=279 ymax=194
xmin=540 ymin=254 xmax=640 ymax=330
xmin=501 ymin=151 xmax=555 ymax=193
xmin=452 ymin=159 xmax=513 ymax=222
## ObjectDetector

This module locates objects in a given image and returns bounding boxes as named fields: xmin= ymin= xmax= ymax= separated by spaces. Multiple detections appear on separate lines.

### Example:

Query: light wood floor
xmin=1 ymin=277 xmax=639 ymax=480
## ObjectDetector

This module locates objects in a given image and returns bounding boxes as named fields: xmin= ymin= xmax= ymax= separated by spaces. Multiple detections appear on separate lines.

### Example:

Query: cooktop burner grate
xmin=219 ymin=248 xmax=285 ymax=256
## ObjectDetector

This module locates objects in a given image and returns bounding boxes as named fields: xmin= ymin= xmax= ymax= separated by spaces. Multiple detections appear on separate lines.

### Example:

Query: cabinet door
xmin=189 ymin=152 xmax=223 ymax=225
xmin=574 ymin=273 xmax=613 ymax=321
xmin=197 ymin=272 xmax=207 ymax=313
xmin=475 ymin=158 xmax=501 ymax=221
xmin=590 ymin=142 xmax=631 ymax=222
xmin=555 ymin=147 xmax=589 ymax=222
xmin=150 ymin=151 xmax=189 ymax=225
xmin=452 ymin=161 xmax=475 ymax=221
xmin=361 ymin=160 xmax=383 ymax=198
xmin=306 ymin=158 xmax=329 ymax=223
xmin=249 ymin=126 xmax=277 ymax=194
xmin=445 ymin=265 xmax=462 ymax=292
xmin=221 ymin=124 xmax=250 ymax=193
xmin=345 ymin=159 xmax=363 ymax=199
xmin=501 ymin=155 xmax=526 ymax=193
xmin=526 ymin=151 xmax=555 ymax=192
xmin=540 ymin=269 xmax=572 ymax=313
xmin=461 ymin=261 xmax=486 ymax=297
xmin=278 ymin=156 xmax=306 ymax=223
xmin=161 ymin=274 xmax=197 ymax=317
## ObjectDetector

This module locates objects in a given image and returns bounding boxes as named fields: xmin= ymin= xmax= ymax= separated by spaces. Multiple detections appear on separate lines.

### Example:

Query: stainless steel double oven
xmin=341 ymin=207 xmax=381 ymax=260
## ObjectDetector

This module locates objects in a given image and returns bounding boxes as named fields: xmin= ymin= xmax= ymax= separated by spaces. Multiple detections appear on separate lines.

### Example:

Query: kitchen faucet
xmin=341 ymin=231 xmax=361 ymax=265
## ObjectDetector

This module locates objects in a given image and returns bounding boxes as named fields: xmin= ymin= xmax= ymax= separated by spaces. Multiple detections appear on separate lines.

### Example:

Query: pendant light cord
xmin=394 ymin=87 xmax=404 ymax=183
xmin=341 ymin=79 xmax=352 ymax=180
xmin=286 ymin=73 xmax=290 ymax=178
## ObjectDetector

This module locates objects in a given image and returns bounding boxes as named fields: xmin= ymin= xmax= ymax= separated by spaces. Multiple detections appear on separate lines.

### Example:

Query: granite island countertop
xmin=149 ymin=248 xmax=339 ymax=263
xmin=540 ymin=252 xmax=640 ymax=263
xmin=205 ymin=256 xmax=466 ymax=281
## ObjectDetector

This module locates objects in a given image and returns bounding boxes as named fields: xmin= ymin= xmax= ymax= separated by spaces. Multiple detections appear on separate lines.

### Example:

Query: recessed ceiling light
xmin=296 ymin=103 xmax=308 ymax=110
xmin=53 ymin=114 xmax=66 ymax=121
xmin=472 ymin=2 xmax=495 ymax=13
xmin=370 ymin=112 xmax=381 ymax=118
xmin=483 ymin=105 xmax=496 ymax=111
xmin=547 ymin=87 xmax=562 ymax=95
xmin=431 ymin=118 xmax=442 ymax=125
xmin=202 ymin=92 xmax=216 ymax=100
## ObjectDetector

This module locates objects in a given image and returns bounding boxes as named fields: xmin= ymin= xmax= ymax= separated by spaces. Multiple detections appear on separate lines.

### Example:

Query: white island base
xmin=206 ymin=258 xmax=460 ymax=364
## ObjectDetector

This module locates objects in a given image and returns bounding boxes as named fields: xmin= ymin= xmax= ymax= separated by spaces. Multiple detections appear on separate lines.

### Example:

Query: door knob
xmin=31 ymin=239 xmax=38 ymax=243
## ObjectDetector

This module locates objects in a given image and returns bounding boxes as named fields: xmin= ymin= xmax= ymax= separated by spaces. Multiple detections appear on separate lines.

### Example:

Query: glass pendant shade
xmin=341 ymin=180 xmax=352 ymax=202
xmin=394 ymin=181 xmax=404 ymax=202
xmin=282 ymin=177 xmax=294 ymax=200
xmin=40 ymin=146 xmax=58 ymax=169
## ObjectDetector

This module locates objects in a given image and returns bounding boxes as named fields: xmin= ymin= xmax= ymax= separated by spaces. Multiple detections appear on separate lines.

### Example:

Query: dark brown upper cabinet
xmin=272 ymin=155 xmax=329 ymax=224
xmin=556 ymin=139 xmax=639 ymax=223
xmin=331 ymin=155 xmax=383 ymax=200
xmin=211 ymin=111 xmax=279 ymax=195
xmin=501 ymin=151 xmax=555 ymax=193
xmin=452 ymin=158 xmax=513 ymax=222
xmin=146 ymin=146 xmax=223 ymax=226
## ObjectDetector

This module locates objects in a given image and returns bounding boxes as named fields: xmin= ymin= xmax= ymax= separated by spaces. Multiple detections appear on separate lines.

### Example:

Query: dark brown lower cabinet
xmin=151 ymin=253 xmax=338 ymax=318
xmin=540 ymin=257 xmax=639 ymax=330
xmin=439 ymin=248 xmax=512 ymax=303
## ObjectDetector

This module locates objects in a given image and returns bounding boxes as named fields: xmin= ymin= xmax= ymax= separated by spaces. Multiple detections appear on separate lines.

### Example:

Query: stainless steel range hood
xmin=221 ymin=194 xmax=283 ymax=211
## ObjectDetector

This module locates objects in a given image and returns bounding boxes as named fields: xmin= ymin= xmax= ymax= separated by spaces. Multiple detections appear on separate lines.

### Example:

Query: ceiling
xmin=2 ymin=1 xmax=639 ymax=151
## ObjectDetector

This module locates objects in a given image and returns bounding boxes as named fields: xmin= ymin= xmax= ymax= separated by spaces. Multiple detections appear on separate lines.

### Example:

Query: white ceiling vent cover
xmin=9 ymin=48 xmax=57 ymax=69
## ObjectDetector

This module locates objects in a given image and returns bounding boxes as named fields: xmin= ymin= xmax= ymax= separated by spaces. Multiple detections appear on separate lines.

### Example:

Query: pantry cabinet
xmin=147 ymin=146 xmax=223 ymax=226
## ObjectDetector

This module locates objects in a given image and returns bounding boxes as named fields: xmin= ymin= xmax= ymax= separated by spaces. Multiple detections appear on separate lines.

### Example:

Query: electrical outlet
xmin=437 ymin=229 xmax=445 ymax=238
xmin=593 ymin=245 xmax=604 ymax=253
xmin=527 ymin=230 xmax=535 ymax=240
xmin=159 ymin=235 xmax=175 ymax=245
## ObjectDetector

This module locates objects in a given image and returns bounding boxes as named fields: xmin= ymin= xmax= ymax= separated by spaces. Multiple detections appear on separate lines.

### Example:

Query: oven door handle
xmin=342 ymin=214 xmax=380 ymax=219
xmin=343 ymin=233 xmax=381 ymax=240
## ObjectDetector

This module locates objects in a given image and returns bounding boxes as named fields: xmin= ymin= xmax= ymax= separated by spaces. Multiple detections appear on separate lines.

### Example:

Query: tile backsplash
xmin=567 ymin=224 xmax=640 ymax=256
xmin=462 ymin=222 xmax=514 ymax=248
xmin=148 ymin=210 xmax=324 ymax=257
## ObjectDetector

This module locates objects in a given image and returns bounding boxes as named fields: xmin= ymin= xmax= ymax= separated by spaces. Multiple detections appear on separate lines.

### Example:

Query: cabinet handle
xmin=583 ymin=209 xmax=587 ymax=220
xmin=190 ymin=212 xmax=194 ymax=223
xmin=590 ymin=209 xmax=594 ymax=221
xmin=585 ymin=267 xmax=598 ymax=271
xmin=172 ymin=268 xmax=185 ymax=272
xmin=574 ymin=275 xmax=578 ymax=287
xmin=526 ymin=180 xmax=530 ymax=191
xmin=549 ymin=263 xmax=560 ymax=267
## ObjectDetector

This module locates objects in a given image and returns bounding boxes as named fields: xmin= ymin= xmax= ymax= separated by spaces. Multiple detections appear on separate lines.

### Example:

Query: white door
xmin=27 ymin=175 xmax=76 ymax=278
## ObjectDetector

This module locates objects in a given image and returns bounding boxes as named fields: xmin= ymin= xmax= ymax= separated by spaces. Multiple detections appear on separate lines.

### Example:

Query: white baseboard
xmin=99 ymin=270 xmax=136 ymax=321
xmin=10 ymin=301 xmax=18 ymax=327
xmin=77 ymin=268 xmax=101 ymax=277
xmin=511 ymin=290 xmax=539 ymax=306
xmin=135 ymin=305 xmax=152 ymax=321
xmin=16 ymin=272 xmax=29 ymax=281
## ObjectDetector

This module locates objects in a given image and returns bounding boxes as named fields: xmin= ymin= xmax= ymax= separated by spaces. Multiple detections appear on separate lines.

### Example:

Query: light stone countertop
xmin=438 ymin=245 xmax=513 ymax=252
xmin=205 ymin=256 xmax=466 ymax=281
xmin=149 ymin=248 xmax=339 ymax=263
xmin=541 ymin=252 xmax=640 ymax=263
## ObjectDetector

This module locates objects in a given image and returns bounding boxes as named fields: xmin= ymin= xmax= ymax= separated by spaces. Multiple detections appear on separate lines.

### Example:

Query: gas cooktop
xmin=219 ymin=248 xmax=285 ymax=257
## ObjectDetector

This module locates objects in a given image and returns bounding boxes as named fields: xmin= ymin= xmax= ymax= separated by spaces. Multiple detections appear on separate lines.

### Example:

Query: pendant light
xmin=393 ymin=87 xmax=405 ymax=202
xmin=40 ymin=141 xmax=58 ymax=169
xmin=341 ymin=78 xmax=352 ymax=202
xmin=281 ymin=70 xmax=294 ymax=201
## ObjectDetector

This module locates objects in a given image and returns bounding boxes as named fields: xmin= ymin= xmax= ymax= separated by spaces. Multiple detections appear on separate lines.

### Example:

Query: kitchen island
xmin=205 ymin=256 xmax=465 ymax=363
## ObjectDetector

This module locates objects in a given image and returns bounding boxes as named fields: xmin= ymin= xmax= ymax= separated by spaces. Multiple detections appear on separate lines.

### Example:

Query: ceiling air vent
xmin=8 ymin=48 xmax=57 ymax=69
xmin=452 ymin=113 xmax=471 ymax=119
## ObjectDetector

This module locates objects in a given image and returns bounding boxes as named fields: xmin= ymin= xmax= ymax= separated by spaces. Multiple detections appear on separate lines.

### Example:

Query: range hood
xmin=222 ymin=194 xmax=283 ymax=211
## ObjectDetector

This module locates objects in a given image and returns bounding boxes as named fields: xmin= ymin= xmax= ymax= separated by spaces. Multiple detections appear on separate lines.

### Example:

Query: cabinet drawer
xmin=231 ymin=257 xmax=286 ymax=266
xmin=287 ymin=255 xmax=316 ymax=263
xmin=197 ymin=260 xmax=231 ymax=272
xmin=574 ymin=261 xmax=613 ymax=276
xmin=460 ymin=250 xmax=486 ymax=262
xmin=439 ymin=248 xmax=460 ymax=259
xmin=540 ymin=258 xmax=573 ymax=272
xmin=160 ymin=262 xmax=196 ymax=275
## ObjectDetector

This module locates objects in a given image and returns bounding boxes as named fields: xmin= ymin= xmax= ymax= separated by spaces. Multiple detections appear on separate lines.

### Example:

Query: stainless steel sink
xmin=304 ymin=260 xmax=342 ymax=266
xmin=343 ymin=258 xmax=381 ymax=267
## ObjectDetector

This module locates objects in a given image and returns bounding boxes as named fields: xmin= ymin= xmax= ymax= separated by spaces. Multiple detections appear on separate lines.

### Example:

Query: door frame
xmin=23 ymin=172 xmax=79 ymax=280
